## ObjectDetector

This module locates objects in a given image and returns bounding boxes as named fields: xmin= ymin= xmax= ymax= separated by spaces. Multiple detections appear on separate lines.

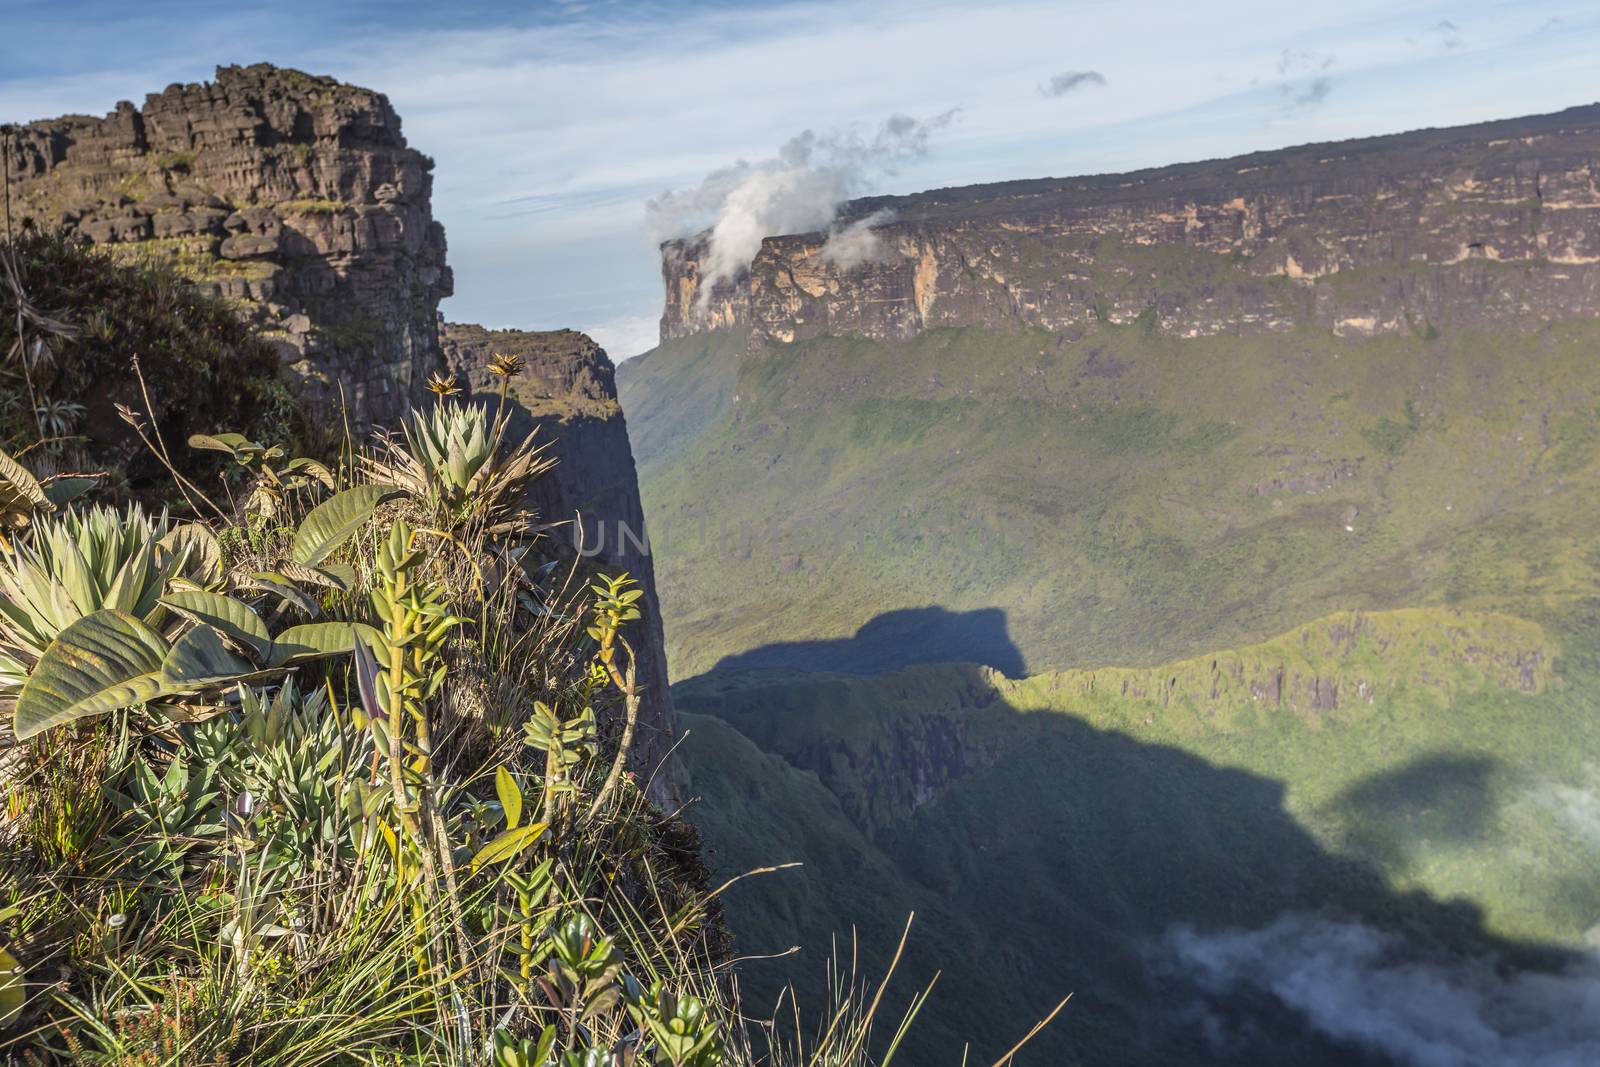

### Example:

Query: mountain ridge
xmin=657 ymin=102 xmax=1600 ymax=351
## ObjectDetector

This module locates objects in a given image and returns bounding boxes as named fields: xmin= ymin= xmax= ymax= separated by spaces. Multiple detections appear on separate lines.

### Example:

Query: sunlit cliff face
xmin=657 ymin=108 xmax=1600 ymax=352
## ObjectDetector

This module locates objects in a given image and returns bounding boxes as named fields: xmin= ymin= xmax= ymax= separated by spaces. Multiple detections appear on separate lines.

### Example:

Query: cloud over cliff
xmin=1166 ymin=915 xmax=1600 ymax=1066
xmin=646 ymin=112 xmax=955 ymax=301
xmin=819 ymin=209 xmax=897 ymax=271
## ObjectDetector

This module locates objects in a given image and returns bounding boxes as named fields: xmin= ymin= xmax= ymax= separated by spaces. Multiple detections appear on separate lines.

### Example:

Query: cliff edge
xmin=661 ymin=103 xmax=1600 ymax=349
xmin=441 ymin=324 xmax=677 ymax=791
xmin=2 ymin=63 xmax=452 ymax=427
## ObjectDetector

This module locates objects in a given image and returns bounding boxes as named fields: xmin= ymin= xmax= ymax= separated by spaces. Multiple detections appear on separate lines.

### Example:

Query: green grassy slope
xmin=619 ymin=253 xmax=1600 ymax=1062
xmin=676 ymin=605 xmax=1600 ymax=1065
xmin=616 ymin=329 xmax=743 ymax=479
xmin=626 ymin=316 xmax=1600 ymax=679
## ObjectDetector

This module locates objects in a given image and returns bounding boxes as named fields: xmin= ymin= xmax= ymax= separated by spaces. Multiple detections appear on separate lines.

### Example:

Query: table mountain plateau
xmin=621 ymin=104 xmax=1600 ymax=1064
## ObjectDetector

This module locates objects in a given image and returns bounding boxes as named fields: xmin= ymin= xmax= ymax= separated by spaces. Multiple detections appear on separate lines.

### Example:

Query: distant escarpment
xmin=661 ymin=104 xmax=1600 ymax=347
xmin=441 ymin=324 xmax=676 ymax=790
xmin=2 ymin=64 xmax=451 ymax=427
xmin=682 ymin=608 xmax=1551 ymax=832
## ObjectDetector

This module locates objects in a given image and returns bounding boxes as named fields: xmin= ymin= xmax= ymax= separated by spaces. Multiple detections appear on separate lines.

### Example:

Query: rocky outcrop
xmin=440 ymin=324 xmax=676 ymax=793
xmin=661 ymin=103 xmax=1600 ymax=348
xmin=2 ymin=64 xmax=451 ymax=427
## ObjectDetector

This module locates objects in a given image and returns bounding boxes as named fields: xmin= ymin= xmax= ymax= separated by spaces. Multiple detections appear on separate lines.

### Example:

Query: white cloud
xmin=1168 ymin=915 xmax=1600 ymax=1066
xmin=648 ymin=115 xmax=951 ymax=299
xmin=819 ymin=209 xmax=898 ymax=271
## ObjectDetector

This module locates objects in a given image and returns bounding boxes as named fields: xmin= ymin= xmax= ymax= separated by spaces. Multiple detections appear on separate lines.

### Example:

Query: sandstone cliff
xmin=441 ymin=324 xmax=676 ymax=791
xmin=2 ymin=64 xmax=451 ymax=427
xmin=660 ymin=104 xmax=1600 ymax=348
xmin=2 ymin=66 xmax=678 ymax=785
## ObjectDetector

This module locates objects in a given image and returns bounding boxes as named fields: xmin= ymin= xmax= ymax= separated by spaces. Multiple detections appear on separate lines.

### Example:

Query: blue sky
xmin=2 ymin=0 xmax=1598 ymax=358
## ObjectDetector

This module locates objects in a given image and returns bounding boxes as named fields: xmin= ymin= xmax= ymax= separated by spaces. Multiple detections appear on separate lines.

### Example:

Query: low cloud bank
xmin=818 ymin=209 xmax=897 ymax=271
xmin=1166 ymin=915 xmax=1600 ymax=1066
xmin=647 ymin=113 xmax=954 ymax=303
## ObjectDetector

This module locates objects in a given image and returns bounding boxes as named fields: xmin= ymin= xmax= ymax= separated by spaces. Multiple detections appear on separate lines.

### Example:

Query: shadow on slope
xmin=1327 ymin=754 xmax=1502 ymax=873
xmin=678 ymin=651 xmax=1596 ymax=1066
xmin=710 ymin=605 xmax=1026 ymax=677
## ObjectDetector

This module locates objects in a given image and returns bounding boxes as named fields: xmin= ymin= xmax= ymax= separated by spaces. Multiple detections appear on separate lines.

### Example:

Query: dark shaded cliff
xmin=2 ymin=64 xmax=451 ymax=427
xmin=441 ymin=324 xmax=676 ymax=792
xmin=660 ymin=103 xmax=1600 ymax=347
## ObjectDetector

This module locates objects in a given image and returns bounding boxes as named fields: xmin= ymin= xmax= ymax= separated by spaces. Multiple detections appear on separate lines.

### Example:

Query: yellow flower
xmin=487 ymin=351 xmax=525 ymax=377
xmin=426 ymin=371 xmax=461 ymax=397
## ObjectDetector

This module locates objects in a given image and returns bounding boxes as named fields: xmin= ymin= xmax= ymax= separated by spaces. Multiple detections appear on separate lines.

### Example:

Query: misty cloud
xmin=819 ymin=209 xmax=897 ymax=271
xmin=1534 ymin=767 xmax=1600 ymax=847
xmin=1039 ymin=70 xmax=1107 ymax=97
xmin=647 ymin=112 xmax=956 ymax=303
xmin=1415 ymin=20 xmax=1465 ymax=50
xmin=1276 ymin=48 xmax=1337 ymax=110
xmin=1166 ymin=915 xmax=1600 ymax=1066
xmin=1293 ymin=77 xmax=1333 ymax=106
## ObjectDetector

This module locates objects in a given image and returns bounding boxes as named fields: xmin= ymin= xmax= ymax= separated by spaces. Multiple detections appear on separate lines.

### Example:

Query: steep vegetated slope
xmin=626 ymin=104 xmax=1600 ymax=680
xmin=631 ymin=318 xmax=1600 ymax=680
xmin=617 ymin=330 xmax=742 ymax=481
xmin=677 ymin=606 xmax=1600 ymax=1065
xmin=624 ymin=105 xmax=1600 ymax=1063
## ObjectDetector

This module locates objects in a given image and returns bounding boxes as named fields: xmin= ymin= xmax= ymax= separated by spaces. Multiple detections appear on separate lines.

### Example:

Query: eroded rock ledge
xmin=661 ymin=103 xmax=1600 ymax=350
xmin=2 ymin=63 xmax=452 ymax=427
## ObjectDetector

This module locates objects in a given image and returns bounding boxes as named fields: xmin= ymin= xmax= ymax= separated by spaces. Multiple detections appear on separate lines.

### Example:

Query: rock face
xmin=660 ymin=103 xmax=1600 ymax=347
xmin=440 ymin=324 xmax=676 ymax=792
xmin=2 ymin=64 xmax=451 ymax=427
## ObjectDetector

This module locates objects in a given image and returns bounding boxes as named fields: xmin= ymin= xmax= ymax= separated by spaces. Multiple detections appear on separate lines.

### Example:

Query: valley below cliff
xmin=622 ymin=105 xmax=1600 ymax=1064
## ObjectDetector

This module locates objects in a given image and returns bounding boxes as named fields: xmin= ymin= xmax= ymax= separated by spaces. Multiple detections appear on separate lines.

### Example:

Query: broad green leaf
xmin=276 ymin=559 xmax=347 ymax=592
xmin=160 ymin=590 xmax=272 ymax=661
xmin=159 ymin=524 xmax=222 ymax=586
xmin=159 ymin=625 xmax=253 ymax=689
xmin=316 ymin=562 xmax=357 ymax=591
xmin=40 ymin=475 xmax=99 ymax=507
xmin=534 ymin=1025 xmax=557 ymax=1065
xmin=0 ymin=945 xmax=22 ymax=1028
xmin=284 ymin=456 xmax=336 ymax=489
xmin=470 ymin=822 xmax=548 ymax=872
xmin=14 ymin=609 xmax=169 ymax=739
xmin=291 ymin=485 xmax=394 ymax=566
xmin=244 ymin=572 xmax=321 ymax=616
xmin=268 ymin=622 xmax=384 ymax=666
xmin=187 ymin=432 xmax=261 ymax=458
xmin=496 ymin=766 xmax=523 ymax=829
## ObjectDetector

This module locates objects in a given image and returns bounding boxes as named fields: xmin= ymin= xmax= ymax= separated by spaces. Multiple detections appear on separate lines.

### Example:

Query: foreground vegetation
xmin=0 ymin=236 xmax=1009 ymax=1065
xmin=0 ymin=377 xmax=742 ymax=1063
